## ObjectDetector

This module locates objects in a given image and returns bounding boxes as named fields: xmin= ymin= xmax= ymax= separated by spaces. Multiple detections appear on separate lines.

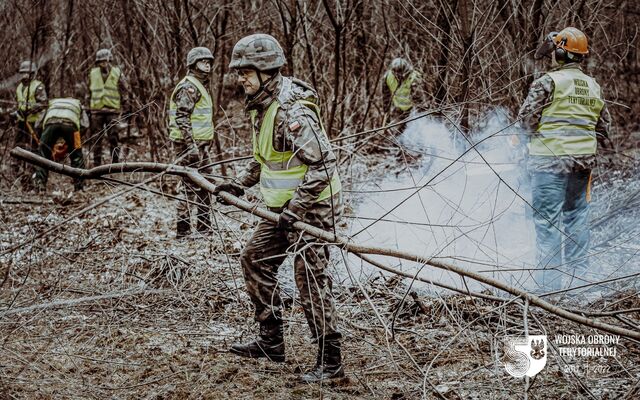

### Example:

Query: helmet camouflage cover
xmin=19 ymin=60 xmax=37 ymax=73
xmin=96 ymin=48 xmax=112 ymax=62
xmin=186 ymin=47 xmax=214 ymax=67
xmin=229 ymin=34 xmax=285 ymax=71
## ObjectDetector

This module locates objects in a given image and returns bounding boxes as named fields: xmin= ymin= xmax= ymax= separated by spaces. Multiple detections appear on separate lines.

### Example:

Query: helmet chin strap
xmin=190 ymin=66 xmax=210 ymax=84
xmin=250 ymin=69 xmax=277 ymax=99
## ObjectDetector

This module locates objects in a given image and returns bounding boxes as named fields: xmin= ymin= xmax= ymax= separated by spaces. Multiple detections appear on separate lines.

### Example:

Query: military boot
xmin=229 ymin=319 xmax=285 ymax=362
xmin=196 ymin=193 xmax=212 ymax=235
xmin=73 ymin=179 xmax=84 ymax=192
xmin=176 ymin=219 xmax=191 ymax=239
xmin=300 ymin=338 xmax=344 ymax=383
xmin=196 ymin=214 xmax=212 ymax=236
xmin=33 ymin=177 xmax=46 ymax=194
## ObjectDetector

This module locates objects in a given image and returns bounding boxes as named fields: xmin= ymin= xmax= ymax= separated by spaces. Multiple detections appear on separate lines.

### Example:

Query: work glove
xmin=277 ymin=209 xmax=300 ymax=231
xmin=214 ymin=181 xmax=245 ymax=205
xmin=534 ymin=31 xmax=559 ymax=60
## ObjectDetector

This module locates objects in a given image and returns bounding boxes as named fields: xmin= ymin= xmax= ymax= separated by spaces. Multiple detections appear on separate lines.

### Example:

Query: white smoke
xmin=344 ymin=109 xmax=537 ymax=293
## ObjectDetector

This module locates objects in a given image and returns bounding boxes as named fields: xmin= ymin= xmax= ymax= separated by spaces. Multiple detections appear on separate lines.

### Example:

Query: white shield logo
xmin=504 ymin=335 xmax=548 ymax=377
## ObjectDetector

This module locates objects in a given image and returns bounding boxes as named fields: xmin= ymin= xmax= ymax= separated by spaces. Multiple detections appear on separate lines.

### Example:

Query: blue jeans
xmin=531 ymin=169 xmax=591 ymax=290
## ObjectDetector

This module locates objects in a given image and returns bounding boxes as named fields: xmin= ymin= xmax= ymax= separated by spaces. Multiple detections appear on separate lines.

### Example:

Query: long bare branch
xmin=10 ymin=146 xmax=640 ymax=341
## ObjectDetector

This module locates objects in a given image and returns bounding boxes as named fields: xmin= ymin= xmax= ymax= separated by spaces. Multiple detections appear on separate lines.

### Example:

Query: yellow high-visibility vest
xmin=251 ymin=100 xmax=341 ymax=208
xmin=168 ymin=76 xmax=214 ymax=141
xmin=89 ymin=67 xmax=121 ymax=110
xmin=385 ymin=70 xmax=420 ymax=111
xmin=530 ymin=68 xmax=605 ymax=156
xmin=16 ymin=80 xmax=44 ymax=123
xmin=44 ymin=98 xmax=81 ymax=129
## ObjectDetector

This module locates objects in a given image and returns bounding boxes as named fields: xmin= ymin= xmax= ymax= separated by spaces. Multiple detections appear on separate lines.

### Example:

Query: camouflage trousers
xmin=173 ymin=141 xmax=213 ymax=234
xmin=90 ymin=111 xmax=120 ymax=166
xmin=389 ymin=108 xmax=412 ymax=135
xmin=240 ymin=195 xmax=343 ymax=340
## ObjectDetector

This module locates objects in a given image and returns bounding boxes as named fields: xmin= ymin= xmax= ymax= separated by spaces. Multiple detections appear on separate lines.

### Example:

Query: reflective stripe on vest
xmin=529 ymin=68 xmax=604 ymax=156
xmin=385 ymin=71 xmax=419 ymax=112
xmin=168 ymin=76 xmax=214 ymax=141
xmin=89 ymin=67 xmax=122 ymax=110
xmin=44 ymin=98 xmax=81 ymax=129
xmin=16 ymin=80 xmax=43 ymax=123
xmin=251 ymin=100 xmax=342 ymax=208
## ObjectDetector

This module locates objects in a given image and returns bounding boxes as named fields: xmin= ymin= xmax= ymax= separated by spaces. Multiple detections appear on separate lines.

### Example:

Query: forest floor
xmin=1 ymin=127 xmax=640 ymax=399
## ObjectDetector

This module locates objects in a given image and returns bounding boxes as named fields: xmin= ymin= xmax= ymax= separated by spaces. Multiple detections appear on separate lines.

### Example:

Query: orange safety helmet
xmin=553 ymin=27 xmax=589 ymax=55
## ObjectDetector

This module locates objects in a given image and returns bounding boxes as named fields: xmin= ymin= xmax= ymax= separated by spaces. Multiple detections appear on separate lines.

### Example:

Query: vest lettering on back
xmin=530 ymin=68 xmax=604 ymax=157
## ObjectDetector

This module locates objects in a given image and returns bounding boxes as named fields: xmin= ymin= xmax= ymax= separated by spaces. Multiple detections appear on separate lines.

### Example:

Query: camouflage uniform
xmin=12 ymin=80 xmax=47 ymax=180
xmin=171 ymin=71 xmax=213 ymax=234
xmin=236 ymin=74 xmax=343 ymax=341
xmin=89 ymin=66 xmax=130 ymax=165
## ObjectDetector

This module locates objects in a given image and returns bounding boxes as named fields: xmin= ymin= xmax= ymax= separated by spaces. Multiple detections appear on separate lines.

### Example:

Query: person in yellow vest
xmin=214 ymin=33 xmax=344 ymax=383
xmin=383 ymin=57 xmax=422 ymax=130
xmin=88 ymin=48 xmax=129 ymax=166
xmin=168 ymin=47 xmax=215 ymax=238
xmin=11 ymin=60 xmax=47 ymax=185
xmin=518 ymin=27 xmax=611 ymax=291
xmin=33 ymin=98 xmax=89 ymax=192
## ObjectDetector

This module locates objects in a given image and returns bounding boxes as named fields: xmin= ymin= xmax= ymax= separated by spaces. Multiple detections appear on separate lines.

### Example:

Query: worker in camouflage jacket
xmin=382 ymin=57 xmax=422 ymax=132
xmin=11 ymin=60 xmax=47 ymax=186
xmin=214 ymin=33 xmax=344 ymax=383
xmin=168 ymin=47 xmax=215 ymax=238
xmin=518 ymin=27 xmax=611 ymax=290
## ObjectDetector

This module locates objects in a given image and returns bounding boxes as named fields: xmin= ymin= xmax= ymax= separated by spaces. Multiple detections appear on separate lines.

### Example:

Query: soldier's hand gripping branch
xmin=212 ymin=181 xmax=245 ymax=205
xmin=277 ymin=209 xmax=299 ymax=231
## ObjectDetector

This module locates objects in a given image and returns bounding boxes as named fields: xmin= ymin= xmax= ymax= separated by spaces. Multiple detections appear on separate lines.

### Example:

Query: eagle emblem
xmin=530 ymin=339 xmax=545 ymax=360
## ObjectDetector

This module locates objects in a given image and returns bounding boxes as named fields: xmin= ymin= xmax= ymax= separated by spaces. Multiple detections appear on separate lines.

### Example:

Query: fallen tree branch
xmin=0 ymin=198 xmax=53 ymax=205
xmin=353 ymin=252 xmax=505 ymax=302
xmin=9 ymin=147 xmax=640 ymax=341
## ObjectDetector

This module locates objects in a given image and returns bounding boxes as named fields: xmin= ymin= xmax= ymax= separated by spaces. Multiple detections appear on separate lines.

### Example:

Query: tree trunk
xmin=434 ymin=0 xmax=457 ymax=108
